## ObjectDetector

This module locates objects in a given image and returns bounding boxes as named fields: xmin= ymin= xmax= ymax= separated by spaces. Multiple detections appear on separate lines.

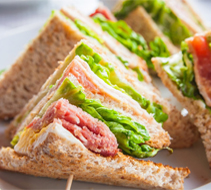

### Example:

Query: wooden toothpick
xmin=65 ymin=174 xmax=74 ymax=190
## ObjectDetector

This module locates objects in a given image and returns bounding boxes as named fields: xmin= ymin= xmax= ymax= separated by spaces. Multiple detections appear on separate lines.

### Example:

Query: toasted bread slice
xmin=0 ymin=123 xmax=190 ymax=190
xmin=153 ymin=56 xmax=211 ymax=166
xmin=163 ymin=106 xmax=198 ymax=148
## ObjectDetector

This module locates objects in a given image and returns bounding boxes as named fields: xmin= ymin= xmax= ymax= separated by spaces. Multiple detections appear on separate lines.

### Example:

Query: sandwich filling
xmin=11 ymin=47 xmax=169 ymax=158
xmin=58 ymin=10 xmax=147 ymax=82
xmin=12 ymin=71 xmax=159 ymax=158
xmin=75 ymin=43 xmax=168 ymax=124
xmin=27 ymin=98 xmax=118 ymax=156
xmin=114 ymin=0 xmax=192 ymax=46
xmin=91 ymin=13 xmax=170 ymax=70
xmin=11 ymin=10 xmax=163 ymax=129
xmin=159 ymin=33 xmax=211 ymax=110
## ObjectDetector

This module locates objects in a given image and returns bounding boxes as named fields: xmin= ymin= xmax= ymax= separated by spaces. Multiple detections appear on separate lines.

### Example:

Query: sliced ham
xmin=187 ymin=34 xmax=211 ymax=107
xmin=27 ymin=98 xmax=118 ymax=156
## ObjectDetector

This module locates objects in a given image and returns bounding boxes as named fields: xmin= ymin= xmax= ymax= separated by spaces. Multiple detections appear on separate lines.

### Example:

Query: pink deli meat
xmin=27 ymin=99 xmax=118 ymax=156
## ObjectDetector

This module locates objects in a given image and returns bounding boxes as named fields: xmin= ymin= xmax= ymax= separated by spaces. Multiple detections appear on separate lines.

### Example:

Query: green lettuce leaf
xmin=116 ymin=56 xmax=130 ymax=67
xmin=62 ymin=78 xmax=162 ymax=158
xmin=114 ymin=0 xmax=192 ymax=46
xmin=131 ymin=67 xmax=144 ymax=81
xmin=74 ymin=19 xmax=104 ymax=44
xmin=41 ymin=77 xmax=158 ymax=158
xmin=149 ymin=37 xmax=170 ymax=59
xmin=92 ymin=14 xmax=169 ymax=69
xmin=75 ymin=43 xmax=168 ymax=124
xmin=161 ymin=42 xmax=201 ymax=99
xmin=10 ymin=131 xmax=23 ymax=147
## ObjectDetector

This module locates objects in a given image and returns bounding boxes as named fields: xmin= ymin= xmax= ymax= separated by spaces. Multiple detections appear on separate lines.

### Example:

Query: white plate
xmin=1 ymin=1 xmax=211 ymax=190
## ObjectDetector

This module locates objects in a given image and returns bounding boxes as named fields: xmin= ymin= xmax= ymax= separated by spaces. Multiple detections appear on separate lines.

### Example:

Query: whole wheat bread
xmin=0 ymin=12 xmax=91 ymax=119
xmin=0 ymin=123 xmax=190 ymax=190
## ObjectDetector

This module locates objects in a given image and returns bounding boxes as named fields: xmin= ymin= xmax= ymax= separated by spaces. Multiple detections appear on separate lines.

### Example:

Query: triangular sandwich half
xmin=113 ymin=0 xmax=207 ymax=54
xmin=8 ymin=36 xmax=199 ymax=149
xmin=153 ymin=31 xmax=211 ymax=167
xmin=0 ymin=40 xmax=190 ymax=190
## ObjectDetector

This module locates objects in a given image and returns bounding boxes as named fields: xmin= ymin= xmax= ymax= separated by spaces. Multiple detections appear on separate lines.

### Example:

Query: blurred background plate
xmin=0 ymin=0 xmax=47 ymax=6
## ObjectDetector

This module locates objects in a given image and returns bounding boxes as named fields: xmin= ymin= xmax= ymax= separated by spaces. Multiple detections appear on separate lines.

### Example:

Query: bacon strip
xmin=27 ymin=99 xmax=118 ymax=156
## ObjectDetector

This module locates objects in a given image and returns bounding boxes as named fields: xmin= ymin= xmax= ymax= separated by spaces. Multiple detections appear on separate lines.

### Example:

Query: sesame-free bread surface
xmin=0 ymin=12 xmax=88 ymax=119
xmin=0 ymin=123 xmax=190 ymax=190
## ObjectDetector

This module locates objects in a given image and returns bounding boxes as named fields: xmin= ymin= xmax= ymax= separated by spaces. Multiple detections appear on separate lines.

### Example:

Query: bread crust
xmin=0 ymin=123 xmax=190 ymax=190
xmin=0 ymin=12 xmax=87 ymax=119
xmin=153 ymin=57 xmax=211 ymax=167
xmin=163 ymin=106 xmax=199 ymax=148
xmin=166 ymin=0 xmax=207 ymax=33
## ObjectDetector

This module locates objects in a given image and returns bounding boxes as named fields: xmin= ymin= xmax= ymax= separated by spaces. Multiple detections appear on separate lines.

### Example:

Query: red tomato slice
xmin=191 ymin=35 xmax=210 ymax=57
xmin=190 ymin=34 xmax=211 ymax=107
xmin=90 ymin=7 xmax=116 ymax=21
